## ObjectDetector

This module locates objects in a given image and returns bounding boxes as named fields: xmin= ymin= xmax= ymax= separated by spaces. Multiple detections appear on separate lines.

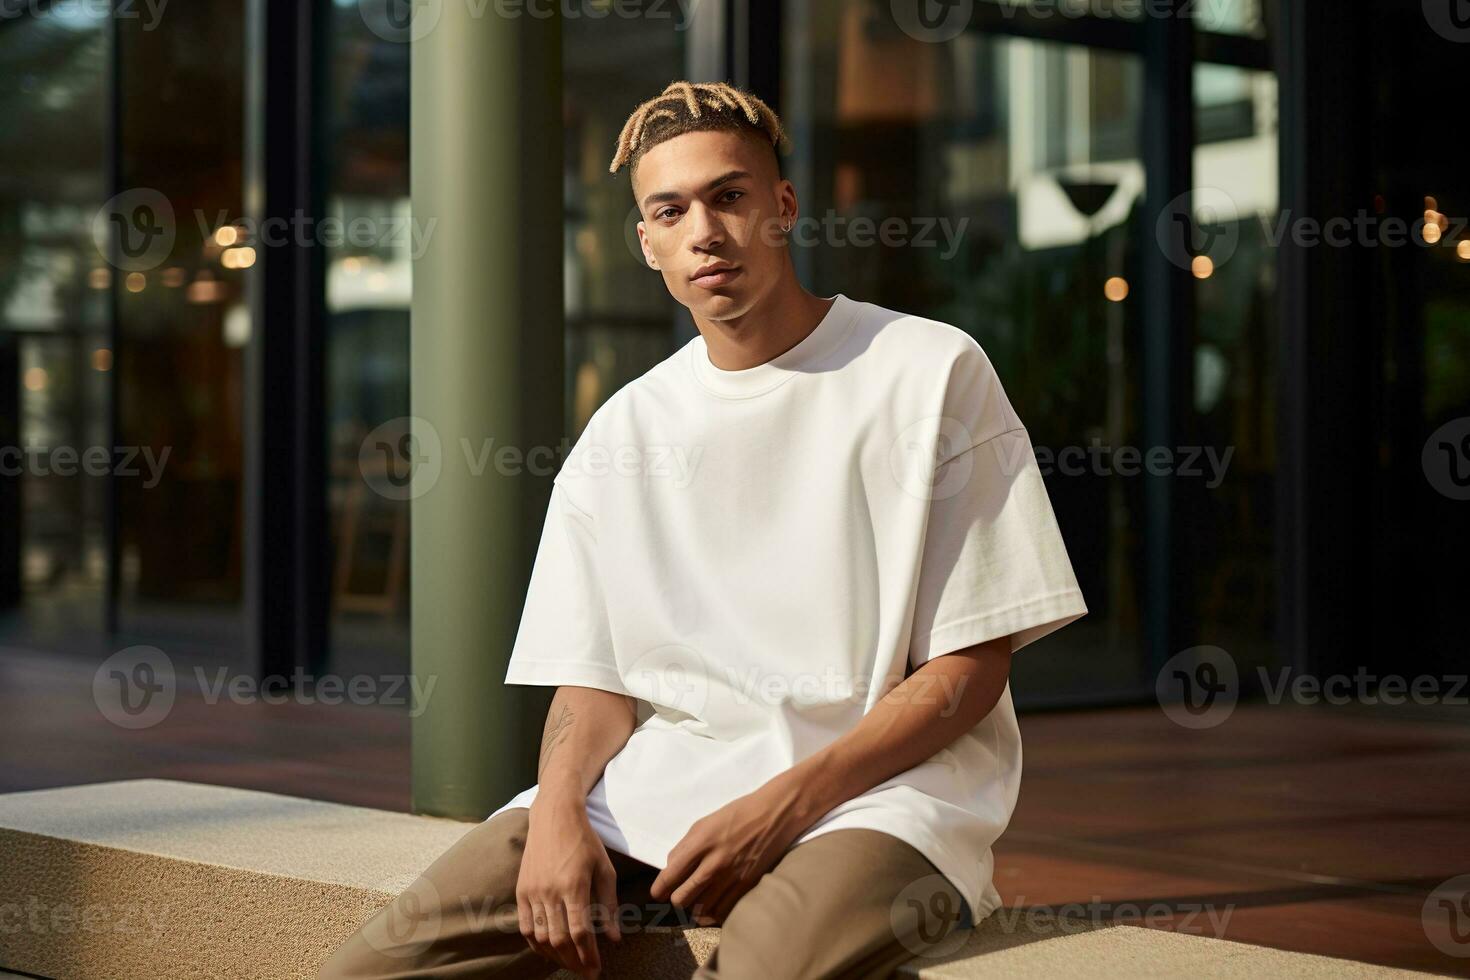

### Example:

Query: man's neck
xmin=694 ymin=280 xmax=836 ymax=372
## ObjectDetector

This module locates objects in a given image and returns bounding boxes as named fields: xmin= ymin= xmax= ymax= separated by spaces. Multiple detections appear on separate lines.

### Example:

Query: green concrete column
xmin=410 ymin=3 xmax=563 ymax=819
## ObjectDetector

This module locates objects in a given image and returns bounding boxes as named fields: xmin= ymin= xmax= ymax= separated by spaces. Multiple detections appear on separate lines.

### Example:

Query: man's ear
xmin=777 ymin=178 xmax=800 ymax=231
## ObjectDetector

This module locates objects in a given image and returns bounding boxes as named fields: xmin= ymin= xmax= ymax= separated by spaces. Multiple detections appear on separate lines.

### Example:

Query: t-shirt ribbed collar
xmin=687 ymin=293 xmax=858 ymax=399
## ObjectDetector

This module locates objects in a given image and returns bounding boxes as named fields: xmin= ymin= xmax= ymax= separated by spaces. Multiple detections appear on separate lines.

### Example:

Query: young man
xmin=321 ymin=81 xmax=1085 ymax=980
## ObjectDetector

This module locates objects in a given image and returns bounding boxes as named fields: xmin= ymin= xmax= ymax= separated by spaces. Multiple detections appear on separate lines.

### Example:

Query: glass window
xmin=784 ymin=4 xmax=1150 ymax=701
xmin=1188 ymin=63 xmax=1278 ymax=674
xmin=563 ymin=9 xmax=689 ymax=434
xmin=111 ymin=5 xmax=249 ymax=663
xmin=323 ymin=1 xmax=413 ymax=677
xmin=0 ymin=11 xmax=111 ymax=652
xmin=975 ymin=0 xmax=1268 ymax=38
xmin=317 ymin=6 xmax=691 ymax=677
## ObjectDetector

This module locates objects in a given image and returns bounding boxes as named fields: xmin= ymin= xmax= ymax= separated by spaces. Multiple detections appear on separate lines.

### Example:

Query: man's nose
xmin=685 ymin=202 xmax=725 ymax=252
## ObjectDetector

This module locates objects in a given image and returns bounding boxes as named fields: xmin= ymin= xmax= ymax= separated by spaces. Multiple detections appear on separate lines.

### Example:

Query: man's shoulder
xmin=578 ymin=343 xmax=691 ymax=434
xmin=845 ymin=295 xmax=998 ymax=384
xmin=845 ymin=295 xmax=1021 ymax=445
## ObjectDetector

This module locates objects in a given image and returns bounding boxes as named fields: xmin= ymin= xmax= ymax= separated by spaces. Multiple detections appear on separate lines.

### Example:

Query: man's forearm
xmin=768 ymin=636 xmax=1014 ymax=832
xmin=533 ymin=685 xmax=639 ymax=809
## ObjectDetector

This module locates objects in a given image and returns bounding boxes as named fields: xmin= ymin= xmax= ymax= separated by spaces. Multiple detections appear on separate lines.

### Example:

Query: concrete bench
xmin=0 ymin=780 xmax=1429 ymax=979
xmin=0 ymin=779 xmax=715 ymax=980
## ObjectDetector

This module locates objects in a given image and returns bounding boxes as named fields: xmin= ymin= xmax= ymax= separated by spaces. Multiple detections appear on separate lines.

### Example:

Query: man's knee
xmin=701 ymin=831 xmax=966 ymax=979
xmin=434 ymin=806 xmax=532 ymax=905
xmin=316 ymin=808 xmax=535 ymax=979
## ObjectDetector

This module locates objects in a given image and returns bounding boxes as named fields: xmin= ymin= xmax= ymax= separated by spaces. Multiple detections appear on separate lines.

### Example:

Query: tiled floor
xmin=3 ymin=645 xmax=1468 ymax=975
xmin=995 ymin=705 xmax=1470 ymax=976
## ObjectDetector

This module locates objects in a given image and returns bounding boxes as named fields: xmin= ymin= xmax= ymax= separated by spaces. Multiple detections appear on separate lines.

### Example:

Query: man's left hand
xmin=649 ymin=778 xmax=806 ymax=926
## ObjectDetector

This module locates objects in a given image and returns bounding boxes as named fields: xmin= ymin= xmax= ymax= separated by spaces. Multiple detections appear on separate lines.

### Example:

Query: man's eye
xmin=719 ymin=190 xmax=744 ymax=204
xmin=656 ymin=207 xmax=680 ymax=221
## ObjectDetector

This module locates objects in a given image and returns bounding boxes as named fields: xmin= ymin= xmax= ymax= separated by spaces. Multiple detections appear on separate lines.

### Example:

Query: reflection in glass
xmin=319 ymin=7 xmax=690 ymax=677
xmin=1189 ymin=63 xmax=1278 ymax=672
xmin=112 ymin=4 xmax=248 ymax=662
xmin=0 ymin=12 xmax=110 ymax=653
xmin=323 ymin=6 xmax=412 ymax=677
xmin=786 ymin=5 xmax=1155 ymax=700
xmin=563 ymin=10 xmax=688 ymax=435
xmin=976 ymin=0 xmax=1267 ymax=38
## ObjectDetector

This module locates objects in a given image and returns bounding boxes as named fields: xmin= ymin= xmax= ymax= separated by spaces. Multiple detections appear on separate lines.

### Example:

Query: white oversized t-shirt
xmin=487 ymin=293 xmax=1086 ymax=923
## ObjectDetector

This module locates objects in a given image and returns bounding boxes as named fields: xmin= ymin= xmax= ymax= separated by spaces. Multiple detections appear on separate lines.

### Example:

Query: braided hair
xmin=609 ymin=80 xmax=787 ymax=176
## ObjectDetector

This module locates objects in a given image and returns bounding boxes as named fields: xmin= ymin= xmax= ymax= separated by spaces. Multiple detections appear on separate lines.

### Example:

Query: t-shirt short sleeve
xmin=503 ymin=480 xmax=630 ymax=697
xmin=908 ymin=427 xmax=1087 ymax=668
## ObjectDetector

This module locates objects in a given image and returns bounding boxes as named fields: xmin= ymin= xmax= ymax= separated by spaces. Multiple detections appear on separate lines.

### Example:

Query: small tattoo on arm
xmin=537 ymin=704 xmax=575 ymax=778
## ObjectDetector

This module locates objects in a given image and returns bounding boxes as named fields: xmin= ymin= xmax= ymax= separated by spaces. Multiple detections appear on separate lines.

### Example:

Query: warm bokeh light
xmin=342 ymin=256 xmax=362 ymax=274
xmin=1425 ymin=195 xmax=1438 ymax=212
xmin=1191 ymin=255 xmax=1215 ymax=279
xmin=125 ymin=272 xmax=146 ymax=292
xmin=92 ymin=348 xmax=113 ymax=372
xmin=162 ymin=267 xmax=187 ymax=288
xmin=23 ymin=367 xmax=48 ymax=392
xmin=221 ymin=246 xmax=257 ymax=269
xmin=1457 ymin=240 xmax=1470 ymax=261
xmin=1104 ymin=276 xmax=1129 ymax=302
xmin=215 ymin=225 xmax=239 ymax=247
xmin=88 ymin=268 xmax=111 ymax=290
xmin=1423 ymin=222 xmax=1442 ymax=245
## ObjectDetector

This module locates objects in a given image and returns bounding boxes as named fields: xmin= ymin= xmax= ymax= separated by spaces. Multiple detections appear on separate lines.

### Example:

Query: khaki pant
xmin=318 ymin=807 xmax=969 ymax=980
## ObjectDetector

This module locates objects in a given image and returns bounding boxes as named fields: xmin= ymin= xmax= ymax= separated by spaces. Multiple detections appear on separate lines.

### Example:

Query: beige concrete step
xmin=0 ymin=780 xmax=1433 ymax=979
xmin=0 ymin=779 xmax=715 ymax=980
xmin=895 ymin=915 xmax=1433 ymax=978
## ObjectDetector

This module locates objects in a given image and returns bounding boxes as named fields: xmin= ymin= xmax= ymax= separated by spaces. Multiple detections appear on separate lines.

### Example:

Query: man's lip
xmin=691 ymin=267 xmax=741 ymax=288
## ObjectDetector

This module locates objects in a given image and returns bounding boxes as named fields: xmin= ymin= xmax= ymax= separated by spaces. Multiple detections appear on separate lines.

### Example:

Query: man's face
xmin=630 ymin=129 xmax=795 ymax=321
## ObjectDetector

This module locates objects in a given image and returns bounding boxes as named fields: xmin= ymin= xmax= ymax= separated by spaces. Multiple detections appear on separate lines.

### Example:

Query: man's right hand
xmin=517 ymin=789 xmax=622 ymax=978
